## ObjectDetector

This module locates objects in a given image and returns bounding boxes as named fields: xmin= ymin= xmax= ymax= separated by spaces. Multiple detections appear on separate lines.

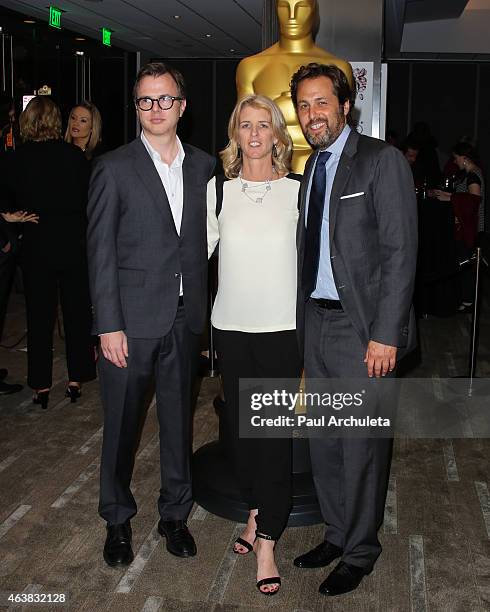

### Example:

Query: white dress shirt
xmin=305 ymin=124 xmax=351 ymax=299
xmin=141 ymin=130 xmax=185 ymax=295
xmin=140 ymin=130 xmax=185 ymax=235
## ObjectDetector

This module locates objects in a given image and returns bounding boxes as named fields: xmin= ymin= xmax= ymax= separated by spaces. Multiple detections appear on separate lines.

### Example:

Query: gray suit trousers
xmin=305 ymin=299 xmax=393 ymax=570
xmin=98 ymin=305 xmax=200 ymax=525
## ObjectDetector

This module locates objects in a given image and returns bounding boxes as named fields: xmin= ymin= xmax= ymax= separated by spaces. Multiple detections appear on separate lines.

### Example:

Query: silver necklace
xmin=239 ymin=173 xmax=272 ymax=204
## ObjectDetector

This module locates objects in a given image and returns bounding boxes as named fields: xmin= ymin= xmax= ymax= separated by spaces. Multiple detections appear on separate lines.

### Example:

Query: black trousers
xmin=21 ymin=258 xmax=95 ymax=389
xmin=214 ymin=327 xmax=301 ymax=540
xmin=304 ymin=300 xmax=393 ymax=571
xmin=98 ymin=305 xmax=200 ymax=526
xmin=0 ymin=251 xmax=15 ymax=341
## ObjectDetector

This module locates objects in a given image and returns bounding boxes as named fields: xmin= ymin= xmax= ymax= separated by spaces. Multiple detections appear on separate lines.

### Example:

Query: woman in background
xmin=64 ymin=100 xmax=102 ymax=160
xmin=3 ymin=96 xmax=95 ymax=408
xmin=431 ymin=141 xmax=484 ymax=311
xmin=207 ymin=94 xmax=301 ymax=596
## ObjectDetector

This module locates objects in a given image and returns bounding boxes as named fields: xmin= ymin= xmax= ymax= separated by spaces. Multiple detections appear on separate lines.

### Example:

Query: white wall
xmin=402 ymin=7 xmax=490 ymax=54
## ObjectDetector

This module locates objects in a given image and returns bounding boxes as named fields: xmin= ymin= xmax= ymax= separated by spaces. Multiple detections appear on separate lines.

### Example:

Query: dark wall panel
xmin=477 ymin=65 xmax=490 ymax=231
xmin=215 ymin=60 xmax=240 ymax=158
xmin=166 ymin=60 xmax=213 ymax=155
xmin=91 ymin=56 xmax=126 ymax=152
xmin=411 ymin=63 xmax=477 ymax=158
xmin=386 ymin=62 xmax=410 ymax=144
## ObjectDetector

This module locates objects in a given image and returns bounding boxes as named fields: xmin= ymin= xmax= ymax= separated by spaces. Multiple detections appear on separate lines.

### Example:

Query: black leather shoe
xmin=0 ymin=380 xmax=23 ymax=395
xmin=158 ymin=519 xmax=197 ymax=557
xmin=103 ymin=521 xmax=134 ymax=567
xmin=319 ymin=561 xmax=371 ymax=596
xmin=294 ymin=540 xmax=343 ymax=568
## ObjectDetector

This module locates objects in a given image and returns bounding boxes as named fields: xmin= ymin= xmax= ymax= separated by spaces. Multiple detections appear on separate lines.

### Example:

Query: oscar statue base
xmin=192 ymin=439 xmax=323 ymax=526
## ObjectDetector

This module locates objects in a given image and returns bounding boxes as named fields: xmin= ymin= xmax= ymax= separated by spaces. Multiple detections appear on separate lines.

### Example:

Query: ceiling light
xmin=230 ymin=48 xmax=235 ymax=52
xmin=23 ymin=19 xmax=36 ymax=24
xmin=173 ymin=15 xmax=181 ymax=19
xmin=75 ymin=37 xmax=86 ymax=41
xmin=75 ymin=51 xmax=84 ymax=56
xmin=205 ymin=33 xmax=212 ymax=38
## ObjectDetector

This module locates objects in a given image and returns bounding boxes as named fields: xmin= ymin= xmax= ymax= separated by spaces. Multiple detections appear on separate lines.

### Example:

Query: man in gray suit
xmin=290 ymin=64 xmax=417 ymax=595
xmin=87 ymin=62 xmax=215 ymax=567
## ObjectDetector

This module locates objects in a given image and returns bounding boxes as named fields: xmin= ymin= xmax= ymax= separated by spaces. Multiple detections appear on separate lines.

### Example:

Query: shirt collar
xmin=140 ymin=130 xmax=185 ymax=168
xmin=323 ymin=124 xmax=351 ymax=159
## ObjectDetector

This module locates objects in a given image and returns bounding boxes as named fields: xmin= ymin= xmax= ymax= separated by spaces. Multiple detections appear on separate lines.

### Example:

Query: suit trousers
xmin=214 ymin=328 xmax=301 ymax=540
xmin=304 ymin=300 xmax=393 ymax=571
xmin=21 ymin=258 xmax=95 ymax=389
xmin=98 ymin=305 xmax=200 ymax=526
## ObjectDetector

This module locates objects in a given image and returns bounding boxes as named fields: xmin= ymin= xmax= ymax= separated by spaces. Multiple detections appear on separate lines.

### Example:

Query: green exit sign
xmin=49 ymin=6 xmax=62 ymax=29
xmin=102 ymin=28 xmax=112 ymax=46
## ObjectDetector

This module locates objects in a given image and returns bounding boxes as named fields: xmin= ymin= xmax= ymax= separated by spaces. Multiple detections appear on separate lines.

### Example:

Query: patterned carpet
xmin=0 ymin=288 xmax=489 ymax=612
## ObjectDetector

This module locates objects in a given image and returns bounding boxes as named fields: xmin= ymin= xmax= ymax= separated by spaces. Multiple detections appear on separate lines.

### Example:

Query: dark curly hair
xmin=290 ymin=63 xmax=354 ymax=123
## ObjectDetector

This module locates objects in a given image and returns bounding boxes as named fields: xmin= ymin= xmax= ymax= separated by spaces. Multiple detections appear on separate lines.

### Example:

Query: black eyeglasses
xmin=135 ymin=95 xmax=184 ymax=111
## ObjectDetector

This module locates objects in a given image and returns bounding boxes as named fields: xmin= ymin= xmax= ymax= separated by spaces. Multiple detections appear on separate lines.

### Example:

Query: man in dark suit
xmin=87 ymin=62 xmax=215 ymax=567
xmin=290 ymin=64 xmax=417 ymax=595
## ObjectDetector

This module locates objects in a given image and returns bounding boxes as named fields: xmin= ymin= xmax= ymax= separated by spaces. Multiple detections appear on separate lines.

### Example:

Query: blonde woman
xmin=65 ymin=101 xmax=102 ymax=159
xmin=207 ymin=94 xmax=302 ymax=596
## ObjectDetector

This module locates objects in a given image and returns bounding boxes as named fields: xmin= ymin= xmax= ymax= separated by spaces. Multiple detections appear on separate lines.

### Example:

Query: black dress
xmin=1 ymin=139 xmax=96 ymax=389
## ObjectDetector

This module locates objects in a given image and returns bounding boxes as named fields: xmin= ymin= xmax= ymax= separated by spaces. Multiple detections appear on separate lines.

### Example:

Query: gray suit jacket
xmin=87 ymin=137 xmax=215 ymax=338
xmin=297 ymin=129 xmax=418 ymax=360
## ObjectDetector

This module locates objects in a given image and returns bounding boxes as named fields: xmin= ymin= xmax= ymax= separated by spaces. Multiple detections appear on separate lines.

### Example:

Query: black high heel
xmin=255 ymin=531 xmax=281 ymax=596
xmin=233 ymin=512 xmax=257 ymax=555
xmin=33 ymin=390 xmax=49 ymax=409
xmin=65 ymin=385 xmax=81 ymax=403
xmin=233 ymin=537 xmax=254 ymax=555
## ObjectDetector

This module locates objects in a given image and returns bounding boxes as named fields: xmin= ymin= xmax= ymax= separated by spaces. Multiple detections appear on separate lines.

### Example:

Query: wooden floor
xmin=0 ymin=288 xmax=489 ymax=612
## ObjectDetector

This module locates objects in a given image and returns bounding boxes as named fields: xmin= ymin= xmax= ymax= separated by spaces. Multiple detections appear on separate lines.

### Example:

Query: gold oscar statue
xmin=236 ymin=0 xmax=353 ymax=173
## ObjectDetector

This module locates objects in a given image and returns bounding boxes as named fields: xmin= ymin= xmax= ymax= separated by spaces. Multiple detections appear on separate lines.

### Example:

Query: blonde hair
xmin=64 ymin=101 xmax=102 ymax=159
xmin=220 ymin=94 xmax=292 ymax=179
xmin=20 ymin=96 xmax=62 ymax=142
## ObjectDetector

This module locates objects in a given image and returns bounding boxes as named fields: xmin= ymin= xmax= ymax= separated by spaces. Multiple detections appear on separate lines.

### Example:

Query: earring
xmin=272 ymin=143 xmax=278 ymax=158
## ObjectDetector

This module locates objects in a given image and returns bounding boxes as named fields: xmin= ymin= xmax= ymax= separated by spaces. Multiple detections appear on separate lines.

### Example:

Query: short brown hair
xmin=133 ymin=62 xmax=186 ymax=100
xmin=20 ymin=96 xmax=62 ymax=142
xmin=290 ymin=63 xmax=354 ymax=121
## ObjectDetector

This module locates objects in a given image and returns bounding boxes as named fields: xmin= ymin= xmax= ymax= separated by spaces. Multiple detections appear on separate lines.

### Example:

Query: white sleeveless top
xmin=207 ymin=175 xmax=300 ymax=332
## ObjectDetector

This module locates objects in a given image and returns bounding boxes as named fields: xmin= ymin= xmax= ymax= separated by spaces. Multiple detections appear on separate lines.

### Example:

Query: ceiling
xmin=1 ymin=0 xmax=490 ymax=60
xmin=401 ymin=0 xmax=490 ymax=58
xmin=405 ymin=0 xmax=469 ymax=23
xmin=0 ymin=0 xmax=263 ymax=58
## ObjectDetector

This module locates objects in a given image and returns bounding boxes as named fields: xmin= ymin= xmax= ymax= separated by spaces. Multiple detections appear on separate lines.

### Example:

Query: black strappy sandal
xmin=255 ymin=531 xmax=281 ymax=596
xmin=233 ymin=536 xmax=254 ymax=555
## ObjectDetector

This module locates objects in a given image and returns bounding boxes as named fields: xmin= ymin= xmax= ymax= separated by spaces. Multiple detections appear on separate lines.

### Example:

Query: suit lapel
xmin=180 ymin=144 xmax=195 ymax=241
xmin=130 ymin=138 xmax=178 ymax=237
xmin=329 ymin=130 xmax=358 ymax=243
